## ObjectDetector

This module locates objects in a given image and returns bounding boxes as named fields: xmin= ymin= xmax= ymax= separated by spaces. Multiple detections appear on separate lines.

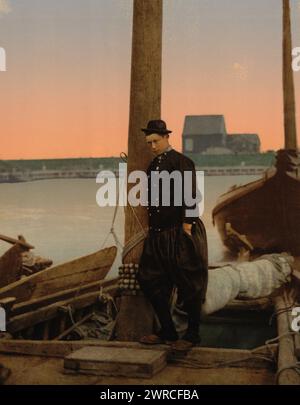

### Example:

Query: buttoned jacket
xmin=146 ymin=149 xmax=199 ymax=231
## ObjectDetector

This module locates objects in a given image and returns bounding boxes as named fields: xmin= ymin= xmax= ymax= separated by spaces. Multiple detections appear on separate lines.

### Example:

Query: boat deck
xmin=0 ymin=340 xmax=276 ymax=385
xmin=0 ymin=353 xmax=275 ymax=385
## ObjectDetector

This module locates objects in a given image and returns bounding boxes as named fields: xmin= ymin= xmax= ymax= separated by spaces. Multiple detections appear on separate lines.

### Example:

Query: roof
xmin=183 ymin=115 xmax=227 ymax=136
xmin=227 ymin=134 xmax=261 ymax=145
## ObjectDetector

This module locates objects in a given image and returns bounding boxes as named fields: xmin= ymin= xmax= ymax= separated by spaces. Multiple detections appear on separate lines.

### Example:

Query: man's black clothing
xmin=146 ymin=148 xmax=199 ymax=231
xmin=137 ymin=148 xmax=208 ymax=342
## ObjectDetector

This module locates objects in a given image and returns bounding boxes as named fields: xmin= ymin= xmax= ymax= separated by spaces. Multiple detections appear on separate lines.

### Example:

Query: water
xmin=0 ymin=175 xmax=260 ymax=277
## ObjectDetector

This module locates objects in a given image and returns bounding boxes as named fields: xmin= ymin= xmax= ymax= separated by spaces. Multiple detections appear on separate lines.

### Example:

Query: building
xmin=182 ymin=115 xmax=260 ymax=155
xmin=226 ymin=134 xmax=260 ymax=154
xmin=182 ymin=115 xmax=227 ymax=154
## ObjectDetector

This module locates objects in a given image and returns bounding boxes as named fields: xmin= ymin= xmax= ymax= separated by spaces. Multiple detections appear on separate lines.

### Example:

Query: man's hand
xmin=183 ymin=223 xmax=192 ymax=236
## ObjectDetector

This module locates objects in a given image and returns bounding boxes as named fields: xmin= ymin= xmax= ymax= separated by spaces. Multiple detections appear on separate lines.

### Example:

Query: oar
xmin=0 ymin=234 xmax=34 ymax=250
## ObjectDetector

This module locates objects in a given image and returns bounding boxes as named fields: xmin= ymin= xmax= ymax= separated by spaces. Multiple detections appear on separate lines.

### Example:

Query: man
xmin=137 ymin=119 xmax=208 ymax=349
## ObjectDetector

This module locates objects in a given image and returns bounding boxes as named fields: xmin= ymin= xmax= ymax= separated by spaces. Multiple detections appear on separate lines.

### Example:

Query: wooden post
xmin=115 ymin=0 xmax=163 ymax=341
xmin=275 ymin=290 xmax=300 ymax=385
xmin=283 ymin=0 xmax=297 ymax=150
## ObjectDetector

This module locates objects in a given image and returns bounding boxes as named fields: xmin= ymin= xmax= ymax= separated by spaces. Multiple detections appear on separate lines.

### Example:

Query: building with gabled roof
xmin=182 ymin=115 xmax=260 ymax=155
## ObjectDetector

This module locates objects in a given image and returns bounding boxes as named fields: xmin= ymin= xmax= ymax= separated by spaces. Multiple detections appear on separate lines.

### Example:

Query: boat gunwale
xmin=212 ymin=168 xmax=276 ymax=218
xmin=0 ymin=246 xmax=117 ymax=298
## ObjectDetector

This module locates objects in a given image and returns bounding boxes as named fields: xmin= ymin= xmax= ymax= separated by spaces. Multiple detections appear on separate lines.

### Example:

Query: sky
xmin=0 ymin=0 xmax=300 ymax=159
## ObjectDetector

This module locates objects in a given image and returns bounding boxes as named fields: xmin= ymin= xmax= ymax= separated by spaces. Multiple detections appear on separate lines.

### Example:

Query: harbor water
xmin=0 ymin=175 xmax=260 ymax=276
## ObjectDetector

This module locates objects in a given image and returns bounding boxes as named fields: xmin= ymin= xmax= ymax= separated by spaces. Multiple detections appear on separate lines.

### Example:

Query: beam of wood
xmin=282 ymin=0 xmax=297 ymax=150
xmin=12 ymin=277 xmax=117 ymax=316
xmin=115 ymin=0 xmax=163 ymax=341
xmin=0 ymin=234 xmax=34 ymax=250
xmin=224 ymin=297 xmax=272 ymax=312
xmin=0 ymin=339 xmax=277 ymax=370
xmin=275 ymin=290 xmax=300 ymax=384
xmin=6 ymin=284 xmax=116 ymax=334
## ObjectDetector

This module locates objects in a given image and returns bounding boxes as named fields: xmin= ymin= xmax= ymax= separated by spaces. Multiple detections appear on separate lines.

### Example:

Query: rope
xmin=268 ymin=299 xmax=297 ymax=326
xmin=69 ymin=151 xmax=147 ymax=303
xmin=99 ymin=150 xmax=147 ymax=254
xmin=169 ymin=349 xmax=275 ymax=370
xmin=54 ymin=152 xmax=141 ymax=339
xmin=122 ymin=228 xmax=148 ymax=261
xmin=100 ymin=173 xmax=123 ymax=250
xmin=268 ymin=301 xmax=300 ymax=383
xmin=252 ymin=343 xmax=277 ymax=363
xmin=276 ymin=362 xmax=300 ymax=384
xmin=71 ymin=158 xmax=126 ymax=298
xmin=128 ymin=203 xmax=147 ymax=236
xmin=265 ymin=331 xmax=298 ymax=346
xmin=66 ymin=305 xmax=86 ymax=338
xmin=98 ymin=150 xmax=129 ymax=251
xmin=99 ymin=287 xmax=118 ymax=315
xmin=265 ymin=331 xmax=300 ymax=384
xmin=168 ymin=338 xmax=281 ymax=371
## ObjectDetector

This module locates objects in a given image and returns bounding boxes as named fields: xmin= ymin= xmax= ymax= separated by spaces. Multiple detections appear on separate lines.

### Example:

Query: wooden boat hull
xmin=0 ymin=245 xmax=24 ymax=289
xmin=0 ymin=246 xmax=117 ymax=304
xmin=212 ymin=150 xmax=300 ymax=255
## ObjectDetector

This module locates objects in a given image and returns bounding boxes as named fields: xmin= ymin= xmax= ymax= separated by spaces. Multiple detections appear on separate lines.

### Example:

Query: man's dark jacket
xmin=146 ymin=148 xmax=201 ymax=231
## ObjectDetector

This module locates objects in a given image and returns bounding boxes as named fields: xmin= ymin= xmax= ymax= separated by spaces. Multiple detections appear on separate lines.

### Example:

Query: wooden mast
xmin=283 ymin=0 xmax=297 ymax=150
xmin=115 ymin=0 xmax=163 ymax=341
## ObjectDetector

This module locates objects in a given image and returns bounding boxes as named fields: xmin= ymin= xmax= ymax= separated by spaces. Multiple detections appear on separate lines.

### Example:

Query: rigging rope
xmin=268 ymin=299 xmax=298 ymax=326
xmin=169 ymin=345 xmax=276 ymax=370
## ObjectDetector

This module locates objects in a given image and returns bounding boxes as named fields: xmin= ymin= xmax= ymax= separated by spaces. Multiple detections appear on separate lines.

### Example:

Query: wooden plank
xmin=34 ymin=268 xmax=107 ymax=297
xmin=224 ymin=297 xmax=272 ymax=312
xmin=7 ymin=283 xmax=116 ymax=333
xmin=12 ymin=277 xmax=117 ymax=316
xmin=0 ymin=339 xmax=277 ymax=370
xmin=0 ymin=297 xmax=16 ymax=312
xmin=275 ymin=290 xmax=300 ymax=385
xmin=0 ymin=246 xmax=117 ymax=303
xmin=64 ymin=346 xmax=167 ymax=378
xmin=0 ymin=339 xmax=149 ymax=358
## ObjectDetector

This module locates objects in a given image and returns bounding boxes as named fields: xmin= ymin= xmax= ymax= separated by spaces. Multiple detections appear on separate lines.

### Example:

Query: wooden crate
xmin=64 ymin=346 xmax=167 ymax=378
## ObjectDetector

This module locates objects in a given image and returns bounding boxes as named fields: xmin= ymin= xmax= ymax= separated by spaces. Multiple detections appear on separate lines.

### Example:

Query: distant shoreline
xmin=0 ymin=153 xmax=275 ymax=183
xmin=0 ymin=165 xmax=269 ymax=183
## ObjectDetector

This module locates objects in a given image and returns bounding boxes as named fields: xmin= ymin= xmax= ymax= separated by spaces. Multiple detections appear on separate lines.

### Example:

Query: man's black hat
xmin=141 ymin=119 xmax=172 ymax=135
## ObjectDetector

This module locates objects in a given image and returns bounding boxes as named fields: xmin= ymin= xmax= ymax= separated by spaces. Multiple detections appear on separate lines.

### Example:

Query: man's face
xmin=146 ymin=133 xmax=169 ymax=156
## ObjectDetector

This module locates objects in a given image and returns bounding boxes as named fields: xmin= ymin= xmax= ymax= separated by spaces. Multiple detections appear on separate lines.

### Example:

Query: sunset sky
xmin=0 ymin=0 xmax=300 ymax=159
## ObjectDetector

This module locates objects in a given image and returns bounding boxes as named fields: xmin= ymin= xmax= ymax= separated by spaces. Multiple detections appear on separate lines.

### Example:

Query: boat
xmin=0 ymin=246 xmax=117 ymax=305
xmin=0 ymin=246 xmax=117 ymax=340
xmin=212 ymin=0 xmax=299 ymax=256
xmin=212 ymin=149 xmax=300 ymax=255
